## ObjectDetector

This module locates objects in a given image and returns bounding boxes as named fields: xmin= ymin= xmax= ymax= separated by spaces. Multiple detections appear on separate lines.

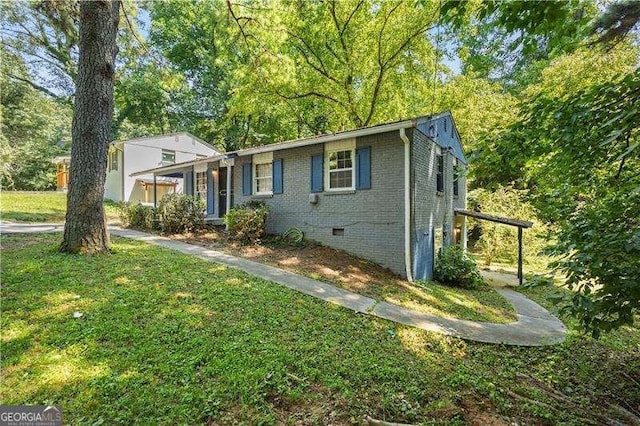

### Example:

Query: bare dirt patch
xmin=171 ymin=228 xmax=517 ymax=324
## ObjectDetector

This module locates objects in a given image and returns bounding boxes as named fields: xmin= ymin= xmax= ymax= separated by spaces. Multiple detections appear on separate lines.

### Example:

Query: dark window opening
xmin=332 ymin=228 xmax=345 ymax=236
xmin=436 ymin=153 xmax=444 ymax=192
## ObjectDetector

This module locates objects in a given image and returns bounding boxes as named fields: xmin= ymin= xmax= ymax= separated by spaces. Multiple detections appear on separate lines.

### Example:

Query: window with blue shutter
xmin=355 ymin=146 xmax=371 ymax=190
xmin=242 ymin=162 xmax=252 ymax=195
xmin=273 ymin=159 xmax=283 ymax=194
xmin=310 ymin=154 xmax=323 ymax=193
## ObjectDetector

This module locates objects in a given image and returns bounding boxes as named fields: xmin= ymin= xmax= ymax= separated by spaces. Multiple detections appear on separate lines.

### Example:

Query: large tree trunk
xmin=60 ymin=0 xmax=120 ymax=254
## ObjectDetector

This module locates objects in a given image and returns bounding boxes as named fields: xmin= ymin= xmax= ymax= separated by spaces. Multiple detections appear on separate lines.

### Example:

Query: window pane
xmin=330 ymin=170 xmax=352 ymax=189
xmin=256 ymin=163 xmax=271 ymax=178
xmin=257 ymin=177 xmax=272 ymax=192
xmin=255 ymin=162 xmax=272 ymax=192
xmin=329 ymin=152 xmax=338 ymax=170
xmin=162 ymin=151 xmax=175 ymax=164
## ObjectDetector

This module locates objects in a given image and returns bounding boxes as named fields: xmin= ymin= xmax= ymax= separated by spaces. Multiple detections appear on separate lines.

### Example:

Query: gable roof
xmin=416 ymin=112 xmax=466 ymax=164
xmin=131 ymin=112 xmax=466 ymax=177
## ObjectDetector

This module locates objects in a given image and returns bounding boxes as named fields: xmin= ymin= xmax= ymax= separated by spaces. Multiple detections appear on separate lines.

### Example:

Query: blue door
xmin=413 ymin=227 xmax=434 ymax=281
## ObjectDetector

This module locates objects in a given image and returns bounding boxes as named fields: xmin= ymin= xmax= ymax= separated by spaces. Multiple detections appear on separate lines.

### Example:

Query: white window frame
xmin=252 ymin=152 xmax=273 ymax=195
xmin=324 ymin=139 xmax=355 ymax=191
xmin=161 ymin=149 xmax=176 ymax=165
xmin=195 ymin=171 xmax=207 ymax=201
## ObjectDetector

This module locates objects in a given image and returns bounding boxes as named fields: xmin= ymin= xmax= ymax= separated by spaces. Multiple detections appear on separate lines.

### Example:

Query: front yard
xmin=2 ymin=233 xmax=639 ymax=424
xmin=177 ymin=231 xmax=517 ymax=324
xmin=0 ymin=191 xmax=119 ymax=223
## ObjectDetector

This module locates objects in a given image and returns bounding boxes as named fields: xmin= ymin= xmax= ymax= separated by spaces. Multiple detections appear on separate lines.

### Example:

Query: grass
xmin=2 ymin=233 xmax=639 ymax=424
xmin=180 ymin=232 xmax=517 ymax=324
xmin=0 ymin=191 xmax=119 ymax=223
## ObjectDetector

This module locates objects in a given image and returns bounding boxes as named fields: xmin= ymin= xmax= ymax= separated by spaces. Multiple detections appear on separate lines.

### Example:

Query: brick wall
xmin=233 ymin=131 xmax=407 ymax=275
xmin=410 ymin=126 xmax=467 ymax=280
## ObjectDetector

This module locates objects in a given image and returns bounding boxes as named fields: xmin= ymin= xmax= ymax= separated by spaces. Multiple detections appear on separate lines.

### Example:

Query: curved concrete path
xmin=1 ymin=222 xmax=567 ymax=346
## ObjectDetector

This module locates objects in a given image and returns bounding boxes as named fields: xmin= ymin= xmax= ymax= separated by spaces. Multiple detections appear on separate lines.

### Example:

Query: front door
xmin=218 ymin=166 xmax=233 ymax=216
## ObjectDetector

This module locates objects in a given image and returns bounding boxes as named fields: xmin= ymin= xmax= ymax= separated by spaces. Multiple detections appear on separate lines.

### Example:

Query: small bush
xmin=117 ymin=202 xmax=157 ymax=230
xmin=225 ymin=201 xmax=270 ymax=243
xmin=434 ymin=245 xmax=485 ymax=289
xmin=157 ymin=193 xmax=205 ymax=234
xmin=281 ymin=227 xmax=304 ymax=246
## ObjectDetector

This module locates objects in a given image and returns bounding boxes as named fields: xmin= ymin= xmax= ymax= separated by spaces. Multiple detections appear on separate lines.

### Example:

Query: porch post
xmin=518 ymin=226 xmax=523 ymax=286
xmin=153 ymin=175 xmax=157 ymax=208
xmin=206 ymin=163 xmax=214 ymax=215
xmin=225 ymin=165 xmax=232 ymax=230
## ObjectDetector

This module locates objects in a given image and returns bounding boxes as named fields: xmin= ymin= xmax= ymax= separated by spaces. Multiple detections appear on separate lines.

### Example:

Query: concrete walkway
xmin=1 ymin=222 xmax=567 ymax=346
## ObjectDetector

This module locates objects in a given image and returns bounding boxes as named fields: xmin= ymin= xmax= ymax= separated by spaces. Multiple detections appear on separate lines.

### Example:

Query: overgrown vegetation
xmin=2 ymin=234 xmax=639 ymax=424
xmin=434 ymin=245 xmax=485 ymax=289
xmin=156 ymin=193 xmax=205 ymax=234
xmin=467 ymin=186 xmax=551 ymax=270
xmin=117 ymin=202 xmax=157 ymax=230
xmin=224 ymin=201 xmax=270 ymax=243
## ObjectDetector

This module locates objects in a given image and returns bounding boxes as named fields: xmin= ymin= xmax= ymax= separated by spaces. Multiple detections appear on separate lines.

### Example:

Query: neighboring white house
xmin=104 ymin=133 xmax=220 ymax=203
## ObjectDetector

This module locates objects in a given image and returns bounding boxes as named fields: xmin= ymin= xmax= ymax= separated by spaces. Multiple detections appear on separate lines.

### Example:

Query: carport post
xmin=518 ymin=227 xmax=523 ymax=286
xmin=153 ymin=175 xmax=157 ymax=209
xmin=225 ymin=165 xmax=232 ymax=230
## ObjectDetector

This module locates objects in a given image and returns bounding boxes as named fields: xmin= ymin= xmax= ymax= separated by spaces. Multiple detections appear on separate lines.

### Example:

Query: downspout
xmin=399 ymin=128 xmax=414 ymax=282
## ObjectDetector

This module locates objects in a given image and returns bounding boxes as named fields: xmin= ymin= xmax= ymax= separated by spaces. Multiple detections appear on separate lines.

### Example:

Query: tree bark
xmin=60 ymin=0 xmax=119 ymax=254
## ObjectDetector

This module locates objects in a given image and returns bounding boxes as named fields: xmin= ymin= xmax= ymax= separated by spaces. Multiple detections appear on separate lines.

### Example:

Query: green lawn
xmin=0 ymin=191 xmax=119 ymax=222
xmin=2 ymin=234 xmax=639 ymax=424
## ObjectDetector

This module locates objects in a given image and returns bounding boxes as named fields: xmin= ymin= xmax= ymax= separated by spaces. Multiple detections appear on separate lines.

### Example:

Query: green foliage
xmin=0 ymin=47 xmax=71 ymax=191
xmin=549 ymin=190 xmax=640 ymax=338
xmin=433 ymin=245 xmax=485 ymax=289
xmin=467 ymin=186 xmax=549 ymax=269
xmin=441 ymin=0 xmax=597 ymax=86
xmin=224 ymin=201 xmax=270 ymax=244
xmin=281 ymin=227 xmax=304 ymax=246
xmin=156 ymin=193 xmax=205 ymax=234
xmin=117 ymin=202 xmax=157 ymax=230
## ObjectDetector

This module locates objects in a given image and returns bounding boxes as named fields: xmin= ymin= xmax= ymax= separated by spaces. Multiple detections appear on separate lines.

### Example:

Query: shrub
xmin=117 ymin=202 xmax=157 ymax=230
xmin=433 ymin=245 xmax=485 ymax=289
xmin=281 ymin=227 xmax=304 ymax=246
xmin=157 ymin=193 xmax=205 ymax=234
xmin=224 ymin=201 xmax=270 ymax=243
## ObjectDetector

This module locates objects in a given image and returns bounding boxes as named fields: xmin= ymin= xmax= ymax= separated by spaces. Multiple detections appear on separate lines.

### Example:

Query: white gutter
xmin=233 ymin=119 xmax=416 ymax=157
xmin=131 ymin=118 xmax=420 ymax=178
xmin=399 ymin=128 xmax=414 ymax=282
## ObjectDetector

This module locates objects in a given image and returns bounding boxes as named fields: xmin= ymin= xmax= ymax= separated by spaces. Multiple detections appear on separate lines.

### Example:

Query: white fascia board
xmin=232 ymin=119 xmax=416 ymax=157
xmin=129 ymin=154 xmax=226 ymax=177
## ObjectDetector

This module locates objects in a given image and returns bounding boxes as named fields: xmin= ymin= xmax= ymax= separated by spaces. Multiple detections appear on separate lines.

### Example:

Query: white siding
xmin=117 ymin=134 xmax=218 ymax=203
xmin=104 ymin=148 xmax=122 ymax=201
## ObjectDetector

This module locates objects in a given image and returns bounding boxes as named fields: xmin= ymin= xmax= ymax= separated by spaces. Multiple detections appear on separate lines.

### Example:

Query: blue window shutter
xmin=272 ymin=159 xmax=283 ymax=194
xmin=310 ymin=154 xmax=323 ymax=193
xmin=242 ymin=162 xmax=252 ymax=196
xmin=355 ymin=146 xmax=371 ymax=189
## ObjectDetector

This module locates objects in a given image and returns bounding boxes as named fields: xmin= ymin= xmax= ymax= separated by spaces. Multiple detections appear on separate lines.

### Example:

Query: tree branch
xmin=5 ymin=72 xmax=70 ymax=103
